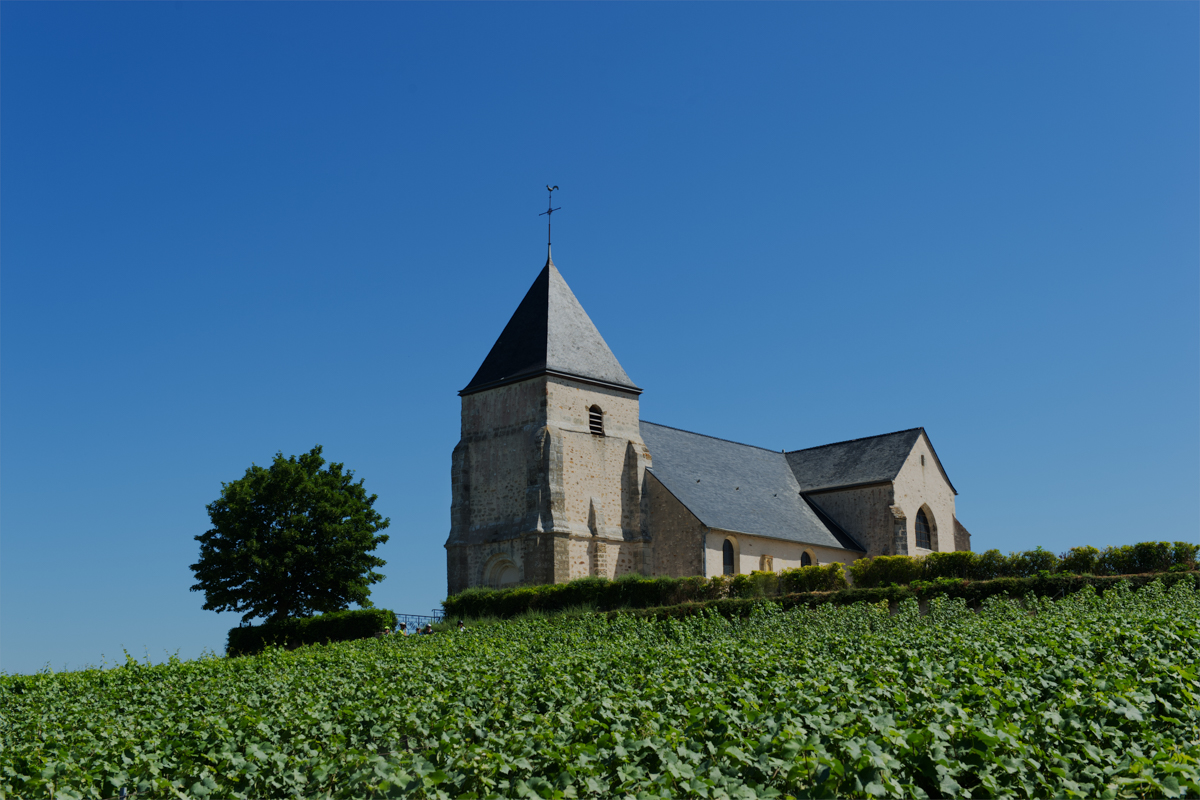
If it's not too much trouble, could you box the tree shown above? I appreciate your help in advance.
[190,445,390,623]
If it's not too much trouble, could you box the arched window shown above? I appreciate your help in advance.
[589,405,604,436]
[722,539,735,575]
[801,551,812,568]
[915,508,932,550]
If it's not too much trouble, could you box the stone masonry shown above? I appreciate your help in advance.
[445,252,973,596]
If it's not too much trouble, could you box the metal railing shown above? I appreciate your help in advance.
[393,608,444,633]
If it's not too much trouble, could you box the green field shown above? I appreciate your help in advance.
[4,580,1198,799]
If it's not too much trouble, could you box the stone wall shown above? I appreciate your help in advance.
[804,484,895,557]
[799,433,964,559]
[953,517,972,552]
[456,378,549,539]
[446,374,649,595]
[446,531,566,596]
[545,378,647,540]
[644,472,704,577]
[565,535,643,580]
[446,545,470,596]
[448,374,968,597]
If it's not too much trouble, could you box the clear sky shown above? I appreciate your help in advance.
[2,2,1196,675]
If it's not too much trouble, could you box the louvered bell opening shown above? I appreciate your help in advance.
[588,406,604,436]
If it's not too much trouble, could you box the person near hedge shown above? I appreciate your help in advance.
[397,622,408,636]
[421,624,434,635]
[457,620,465,633]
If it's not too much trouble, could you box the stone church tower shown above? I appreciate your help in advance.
[445,253,652,595]
[446,245,974,597]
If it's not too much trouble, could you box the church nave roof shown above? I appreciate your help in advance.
[640,421,865,553]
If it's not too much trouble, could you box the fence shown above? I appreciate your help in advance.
[393,608,444,632]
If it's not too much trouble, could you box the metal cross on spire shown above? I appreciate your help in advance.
[539,185,560,259]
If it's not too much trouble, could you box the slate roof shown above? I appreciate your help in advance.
[785,428,927,493]
[640,421,865,552]
[461,257,641,396]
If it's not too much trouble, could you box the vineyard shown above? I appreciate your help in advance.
[4,579,1199,799]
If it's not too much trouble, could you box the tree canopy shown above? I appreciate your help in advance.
[190,445,390,623]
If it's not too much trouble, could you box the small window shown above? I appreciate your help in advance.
[916,508,932,550]
[722,539,735,575]
[801,552,812,568]
[588,405,604,436]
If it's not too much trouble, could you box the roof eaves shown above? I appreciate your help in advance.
[801,479,893,495]
[703,524,862,553]
[461,369,643,397]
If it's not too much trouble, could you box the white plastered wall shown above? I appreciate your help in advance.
[890,431,958,554]
[703,529,860,576]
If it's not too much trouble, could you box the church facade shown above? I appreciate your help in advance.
[445,254,971,595]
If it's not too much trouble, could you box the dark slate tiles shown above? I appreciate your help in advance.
[785,429,923,493]
[641,421,856,551]
[462,260,639,395]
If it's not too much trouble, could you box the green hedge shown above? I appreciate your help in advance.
[625,570,1200,622]
[443,564,847,620]
[849,541,1198,587]
[779,562,849,593]
[443,541,1198,620]
[444,575,723,619]
[226,608,397,656]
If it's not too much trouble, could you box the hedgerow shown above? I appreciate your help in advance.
[3,578,1198,798]
[444,574,723,619]
[444,563,847,619]
[633,570,1200,622]
[444,540,1196,619]
[226,608,397,656]
[850,540,1197,587]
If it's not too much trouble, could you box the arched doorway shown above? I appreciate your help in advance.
[484,556,521,589]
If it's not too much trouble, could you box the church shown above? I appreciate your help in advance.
[445,251,972,595]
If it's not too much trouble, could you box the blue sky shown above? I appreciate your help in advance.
[2,2,1196,675]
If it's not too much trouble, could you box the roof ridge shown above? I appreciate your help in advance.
[785,427,923,455]
[640,420,780,454]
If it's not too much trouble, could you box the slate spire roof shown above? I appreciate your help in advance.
[461,255,641,396]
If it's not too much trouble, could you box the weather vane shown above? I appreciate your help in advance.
[539,185,560,253]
